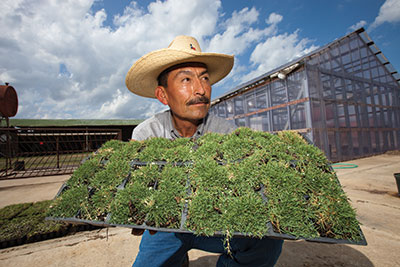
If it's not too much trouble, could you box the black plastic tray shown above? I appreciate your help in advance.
[46,159,367,246]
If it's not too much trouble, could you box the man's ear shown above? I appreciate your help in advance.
[155,86,168,105]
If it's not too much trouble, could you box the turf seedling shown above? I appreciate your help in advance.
[90,157,130,189]
[1,201,65,244]
[163,137,194,163]
[49,127,364,245]
[221,127,258,162]
[185,188,225,236]
[110,163,162,225]
[138,137,174,162]
[47,186,88,218]
[80,188,115,221]
[66,158,103,188]
[145,164,188,228]
[193,132,226,160]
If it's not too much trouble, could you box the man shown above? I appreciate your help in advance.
[126,35,283,267]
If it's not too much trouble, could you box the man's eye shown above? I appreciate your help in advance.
[182,77,190,82]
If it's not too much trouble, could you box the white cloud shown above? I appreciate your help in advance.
[348,20,367,32]
[207,8,279,56]
[0,0,319,120]
[266,12,283,25]
[0,0,222,119]
[240,30,318,82]
[369,0,400,30]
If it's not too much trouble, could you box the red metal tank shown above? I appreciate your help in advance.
[0,84,18,117]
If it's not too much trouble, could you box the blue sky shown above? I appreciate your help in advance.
[1,0,399,119]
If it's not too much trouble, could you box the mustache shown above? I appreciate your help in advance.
[186,96,210,105]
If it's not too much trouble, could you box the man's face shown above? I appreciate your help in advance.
[156,64,211,122]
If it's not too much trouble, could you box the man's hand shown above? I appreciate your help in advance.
[131,229,157,236]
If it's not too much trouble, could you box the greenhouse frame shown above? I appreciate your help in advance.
[210,28,400,162]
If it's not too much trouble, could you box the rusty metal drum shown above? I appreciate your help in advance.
[0,84,18,117]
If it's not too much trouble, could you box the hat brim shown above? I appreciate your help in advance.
[126,48,234,98]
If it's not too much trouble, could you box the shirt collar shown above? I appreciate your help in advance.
[167,110,207,139]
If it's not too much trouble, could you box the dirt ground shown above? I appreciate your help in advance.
[0,154,399,266]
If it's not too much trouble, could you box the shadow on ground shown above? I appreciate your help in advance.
[277,240,373,267]
[190,255,219,266]
[189,240,373,267]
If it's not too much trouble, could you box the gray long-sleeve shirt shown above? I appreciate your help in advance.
[132,110,237,141]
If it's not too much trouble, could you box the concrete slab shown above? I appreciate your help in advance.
[0,154,399,266]
[0,175,70,209]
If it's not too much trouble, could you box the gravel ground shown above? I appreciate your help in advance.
[0,154,399,267]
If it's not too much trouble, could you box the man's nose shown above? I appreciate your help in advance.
[193,77,206,95]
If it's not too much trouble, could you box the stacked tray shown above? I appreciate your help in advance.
[46,128,367,246]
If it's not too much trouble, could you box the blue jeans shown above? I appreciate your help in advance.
[133,231,283,267]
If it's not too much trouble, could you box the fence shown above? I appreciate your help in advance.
[0,127,122,179]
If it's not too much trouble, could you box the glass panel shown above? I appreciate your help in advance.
[249,115,263,131]
[381,87,387,106]
[340,41,349,53]
[235,118,246,127]
[291,103,306,129]
[349,38,359,50]
[334,77,344,100]
[371,67,379,78]
[331,57,340,70]
[340,132,350,157]
[256,85,267,96]
[330,46,339,57]
[217,103,226,117]
[328,131,338,160]
[272,107,288,131]
[256,94,267,109]
[259,111,270,131]
[308,54,319,66]
[271,80,287,105]
[360,47,367,58]
[209,105,217,116]
[367,106,375,127]
[370,57,377,67]
[342,53,351,65]
[234,95,244,115]
[351,50,360,61]
[321,73,333,99]
[325,103,335,128]
[226,99,234,117]
[337,103,346,127]
[311,100,321,127]
[348,105,357,127]
[361,130,370,154]
[370,131,378,152]
[321,52,331,69]
[288,71,304,101]
[345,79,353,100]
[383,108,389,127]
[352,131,360,156]
[307,68,321,98]
[245,94,256,113]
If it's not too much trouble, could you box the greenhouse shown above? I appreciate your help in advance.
[210,28,400,162]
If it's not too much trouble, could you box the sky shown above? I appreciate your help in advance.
[1,0,399,120]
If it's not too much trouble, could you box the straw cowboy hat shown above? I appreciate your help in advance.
[125,35,234,98]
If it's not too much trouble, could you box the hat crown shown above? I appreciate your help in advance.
[168,35,202,52]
